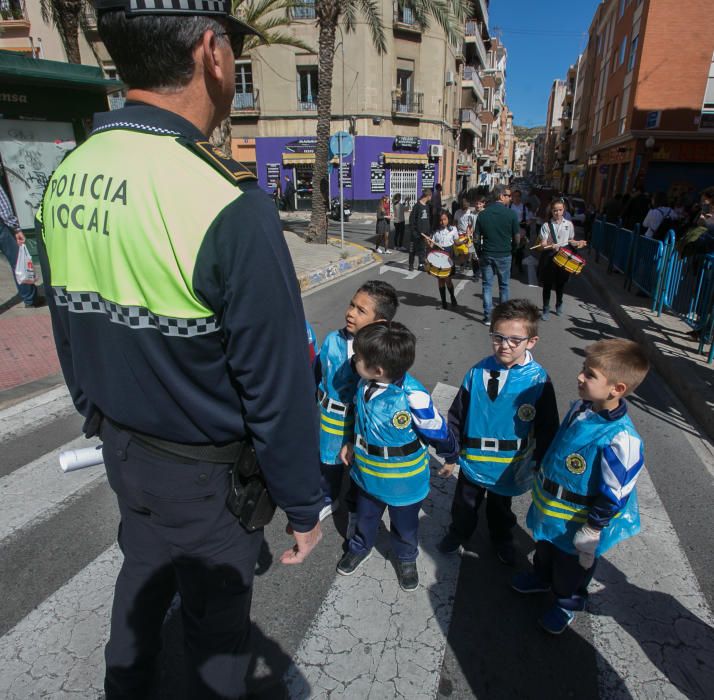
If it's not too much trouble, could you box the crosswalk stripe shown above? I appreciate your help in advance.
[285,382,461,698]
[0,385,73,444]
[0,545,120,699]
[0,435,103,543]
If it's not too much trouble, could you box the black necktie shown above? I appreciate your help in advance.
[487,370,500,401]
[364,380,380,403]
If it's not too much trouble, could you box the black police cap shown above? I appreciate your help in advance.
[94,0,259,36]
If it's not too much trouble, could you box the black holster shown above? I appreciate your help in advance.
[226,443,277,531]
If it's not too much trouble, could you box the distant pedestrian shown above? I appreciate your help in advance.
[282,175,295,211]
[509,189,533,274]
[430,183,443,230]
[621,187,650,231]
[604,193,623,224]
[392,194,407,250]
[475,185,519,324]
[642,192,676,239]
[0,184,40,308]
[376,195,391,254]
[408,190,431,271]
[273,180,282,210]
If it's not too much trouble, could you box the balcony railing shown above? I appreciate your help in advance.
[391,90,424,116]
[298,99,318,111]
[108,94,126,111]
[462,65,485,104]
[83,2,97,28]
[460,108,483,135]
[232,91,260,114]
[464,20,487,68]
[393,3,419,30]
[291,0,315,19]
[0,0,29,24]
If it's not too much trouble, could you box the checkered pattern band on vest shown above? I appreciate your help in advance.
[52,287,220,337]
[129,0,229,12]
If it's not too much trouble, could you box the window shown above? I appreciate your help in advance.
[619,116,627,135]
[618,36,627,66]
[613,96,619,124]
[605,101,612,124]
[297,66,318,110]
[618,0,626,18]
[234,62,255,110]
[699,51,714,130]
[291,0,315,20]
[627,35,639,72]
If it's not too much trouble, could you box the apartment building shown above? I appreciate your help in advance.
[542,79,567,187]
[548,0,713,206]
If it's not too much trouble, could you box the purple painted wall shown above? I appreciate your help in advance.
[255,134,440,208]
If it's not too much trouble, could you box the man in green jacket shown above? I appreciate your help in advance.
[475,184,520,323]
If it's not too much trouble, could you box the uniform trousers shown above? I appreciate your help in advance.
[320,462,357,510]
[449,470,516,544]
[533,540,597,611]
[101,420,263,700]
[348,484,422,561]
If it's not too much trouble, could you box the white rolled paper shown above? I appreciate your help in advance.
[59,445,104,473]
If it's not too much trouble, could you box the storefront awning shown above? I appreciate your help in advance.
[383,152,428,165]
[282,152,339,165]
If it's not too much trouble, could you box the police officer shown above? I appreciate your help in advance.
[38,3,323,697]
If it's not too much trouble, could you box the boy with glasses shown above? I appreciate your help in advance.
[438,299,559,565]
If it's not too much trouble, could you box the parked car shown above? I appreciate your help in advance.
[564,196,587,226]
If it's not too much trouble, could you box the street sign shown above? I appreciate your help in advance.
[329,131,353,157]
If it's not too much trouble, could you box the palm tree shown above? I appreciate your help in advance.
[40,0,84,64]
[307,0,469,243]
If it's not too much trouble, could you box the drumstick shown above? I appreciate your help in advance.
[421,233,446,250]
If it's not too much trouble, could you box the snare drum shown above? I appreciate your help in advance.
[454,235,470,257]
[426,250,453,278]
[553,247,586,275]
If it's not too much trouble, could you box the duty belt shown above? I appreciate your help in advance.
[464,437,525,452]
[356,434,422,459]
[105,417,244,464]
[318,388,353,416]
[540,475,594,507]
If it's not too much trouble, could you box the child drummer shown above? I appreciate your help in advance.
[426,209,460,310]
[536,198,587,320]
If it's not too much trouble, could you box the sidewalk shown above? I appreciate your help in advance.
[0,230,376,403]
[584,254,714,442]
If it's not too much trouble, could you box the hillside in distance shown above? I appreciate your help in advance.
[514,125,545,141]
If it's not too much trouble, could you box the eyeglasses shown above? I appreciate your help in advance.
[489,332,530,348]
[215,30,245,57]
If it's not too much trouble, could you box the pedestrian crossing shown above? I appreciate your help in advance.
[1,384,713,698]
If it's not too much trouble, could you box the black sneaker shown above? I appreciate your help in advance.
[336,549,372,576]
[495,541,516,566]
[437,532,463,555]
[395,560,419,591]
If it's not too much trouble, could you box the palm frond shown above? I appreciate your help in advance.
[355,0,386,54]
[244,31,314,52]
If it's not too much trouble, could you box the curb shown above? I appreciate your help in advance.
[296,237,379,293]
[0,372,65,412]
[584,263,714,443]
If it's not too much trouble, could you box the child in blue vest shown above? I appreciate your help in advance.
[316,281,398,524]
[514,338,650,634]
[438,299,559,565]
[337,322,457,591]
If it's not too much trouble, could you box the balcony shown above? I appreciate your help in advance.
[393,3,421,35]
[460,108,483,136]
[464,20,487,68]
[108,94,126,111]
[0,0,30,28]
[391,90,423,118]
[291,0,315,20]
[83,2,97,29]
[462,65,485,105]
[232,91,260,116]
[298,99,317,112]
[481,66,504,85]
[473,0,489,27]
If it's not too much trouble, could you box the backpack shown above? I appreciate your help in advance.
[654,207,676,241]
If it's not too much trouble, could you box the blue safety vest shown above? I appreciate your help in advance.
[350,374,430,507]
[526,402,642,556]
[317,329,358,464]
[459,355,549,496]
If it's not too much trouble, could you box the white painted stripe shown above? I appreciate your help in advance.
[591,467,714,698]
[453,279,468,297]
[0,435,104,543]
[285,382,461,699]
[0,385,73,444]
[0,545,120,699]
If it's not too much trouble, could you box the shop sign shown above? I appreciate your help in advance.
[456,165,472,175]
[0,92,29,105]
[394,136,421,151]
[339,162,352,189]
[266,162,280,189]
[370,162,385,192]
[645,111,660,129]
[422,163,435,189]
[285,137,317,153]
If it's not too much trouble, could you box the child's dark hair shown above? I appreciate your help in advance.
[490,299,541,337]
[584,339,649,394]
[356,280,399,321]
[353,321,416,380]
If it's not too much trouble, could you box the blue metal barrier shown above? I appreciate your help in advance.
[628,234,667,301]
[610,225,637,276]
[591,219,605,261]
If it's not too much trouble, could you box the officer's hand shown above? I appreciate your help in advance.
[280,522,322,565]
[340,443,354,466]
[438,462,456,478]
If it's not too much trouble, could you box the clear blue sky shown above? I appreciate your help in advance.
[490,0,601,127]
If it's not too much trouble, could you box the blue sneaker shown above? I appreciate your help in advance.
[539,605,575,635]
[555,304,563,316]
[542,306,550,320]
[512,572,550,594]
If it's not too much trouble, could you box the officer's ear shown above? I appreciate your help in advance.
[200,27,231,82]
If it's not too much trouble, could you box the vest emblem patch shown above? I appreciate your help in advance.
[517,404,536,422]
[565,453,587,475]
[392,411,412,429]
